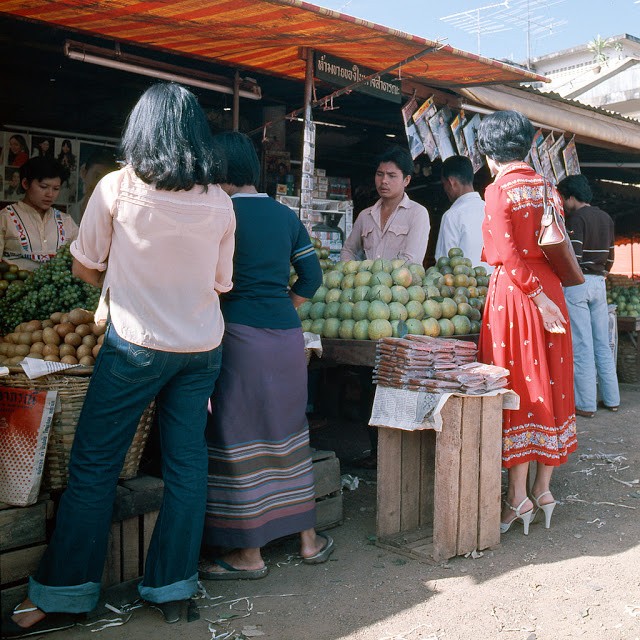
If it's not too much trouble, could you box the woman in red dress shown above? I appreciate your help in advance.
[477,111,577,535]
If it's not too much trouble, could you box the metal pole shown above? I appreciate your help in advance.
[232,71,240,131]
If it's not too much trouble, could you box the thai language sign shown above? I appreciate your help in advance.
[315,53,401,103]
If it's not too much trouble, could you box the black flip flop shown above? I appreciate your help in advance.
[302,533,335,565]
[1,612,78,638]
[199,558,269,581]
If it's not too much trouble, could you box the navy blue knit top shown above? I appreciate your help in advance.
[221,194,322,329]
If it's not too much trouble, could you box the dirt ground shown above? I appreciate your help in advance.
[33,383,640,640]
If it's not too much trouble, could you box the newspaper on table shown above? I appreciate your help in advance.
[19,357,80,380]
[303,332,323,361]
[369,386,519,432]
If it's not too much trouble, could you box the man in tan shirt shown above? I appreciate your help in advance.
[341,146,430,264]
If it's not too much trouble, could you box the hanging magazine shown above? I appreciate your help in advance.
[413,96,439,161]
[563,137,581,175]
[428,106,456,161]
[548,136,567,183]
[450,112,469,157]
[401,96,425,160]
[463,114,484,173]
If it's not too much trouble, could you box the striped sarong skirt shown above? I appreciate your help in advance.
[204,323,316,549]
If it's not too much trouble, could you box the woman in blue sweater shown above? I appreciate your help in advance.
[199,132,334,579]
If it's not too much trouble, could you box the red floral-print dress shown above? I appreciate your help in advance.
[478,162,577,468]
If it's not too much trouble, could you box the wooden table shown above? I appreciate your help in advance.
[374,394,504,564]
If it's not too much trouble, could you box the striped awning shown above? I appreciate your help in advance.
[1,0,545,87]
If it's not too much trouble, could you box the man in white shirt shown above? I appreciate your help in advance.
[435,155,491,271]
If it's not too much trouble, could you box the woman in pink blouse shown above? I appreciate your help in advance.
[5,83,235,636]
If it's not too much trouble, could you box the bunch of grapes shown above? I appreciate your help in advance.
[0,245,101,334]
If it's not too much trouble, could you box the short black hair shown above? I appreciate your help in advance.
[556,174,593,204]
[120,82,225,191]
[477,110,535,163]
[19,157,66,183]
[84,148,117,172]
[376,146,413,178]
[212,131,261,188]
[442,155,474,185]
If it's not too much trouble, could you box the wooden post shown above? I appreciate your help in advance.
[477,395,503,550]
[433,396,463,562]
[376,428,403,537]
[456,397,481,555]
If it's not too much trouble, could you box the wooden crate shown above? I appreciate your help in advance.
[103,475,164,587]
[376,395,503,563]
[312,449,343,530]
[0,495,53,619]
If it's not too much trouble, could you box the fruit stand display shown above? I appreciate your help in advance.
[293,244,486,368]
[295,247,487,343]
[607,274,640,383]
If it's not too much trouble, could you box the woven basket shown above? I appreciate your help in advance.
[617,331,638,384]
[0,373,155,490]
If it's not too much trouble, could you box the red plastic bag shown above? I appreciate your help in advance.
[0,386,57,506]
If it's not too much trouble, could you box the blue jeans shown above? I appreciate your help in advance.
[30,324,222,613]
[565,275,620,412]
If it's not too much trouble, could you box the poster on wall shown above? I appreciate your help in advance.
[428,107,456,161]
[30,135,55,160]
[462,114,484,173]
[1,131,116,217]
[562,137,581,175]
[3,132,31,169]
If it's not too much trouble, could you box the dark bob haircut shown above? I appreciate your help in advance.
[212,131,261,188]
[120,82,225,191]
[442,155,474,185]
[376,146,414,178]
[556,174,593,204]
[19,157,66,184]
[477,110,535,163]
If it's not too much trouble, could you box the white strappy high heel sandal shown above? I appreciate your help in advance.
[500,498,534,535]
[531,491,556,529]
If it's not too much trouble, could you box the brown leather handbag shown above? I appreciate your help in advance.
[538,181,585,287]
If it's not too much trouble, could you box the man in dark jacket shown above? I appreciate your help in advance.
[557,174,620,417]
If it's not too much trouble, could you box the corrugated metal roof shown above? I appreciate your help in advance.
[520,84,640,124]
[0,0,546,87]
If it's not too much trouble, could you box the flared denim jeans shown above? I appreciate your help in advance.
[29,324,222,613]
[565,274,620,413]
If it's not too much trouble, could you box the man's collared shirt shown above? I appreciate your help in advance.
[341,193,430,263]
[435,191,491,271]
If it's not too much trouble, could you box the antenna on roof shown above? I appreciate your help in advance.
[441,0,567,67]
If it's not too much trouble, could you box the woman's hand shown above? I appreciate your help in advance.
[532,291,567,334]
[289,291,307,310]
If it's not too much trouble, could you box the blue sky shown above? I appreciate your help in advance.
[315,0,639,64]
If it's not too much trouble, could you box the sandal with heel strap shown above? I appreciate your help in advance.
[500,498,534,535]
[531,491,556,529]
[2,606,78,639]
